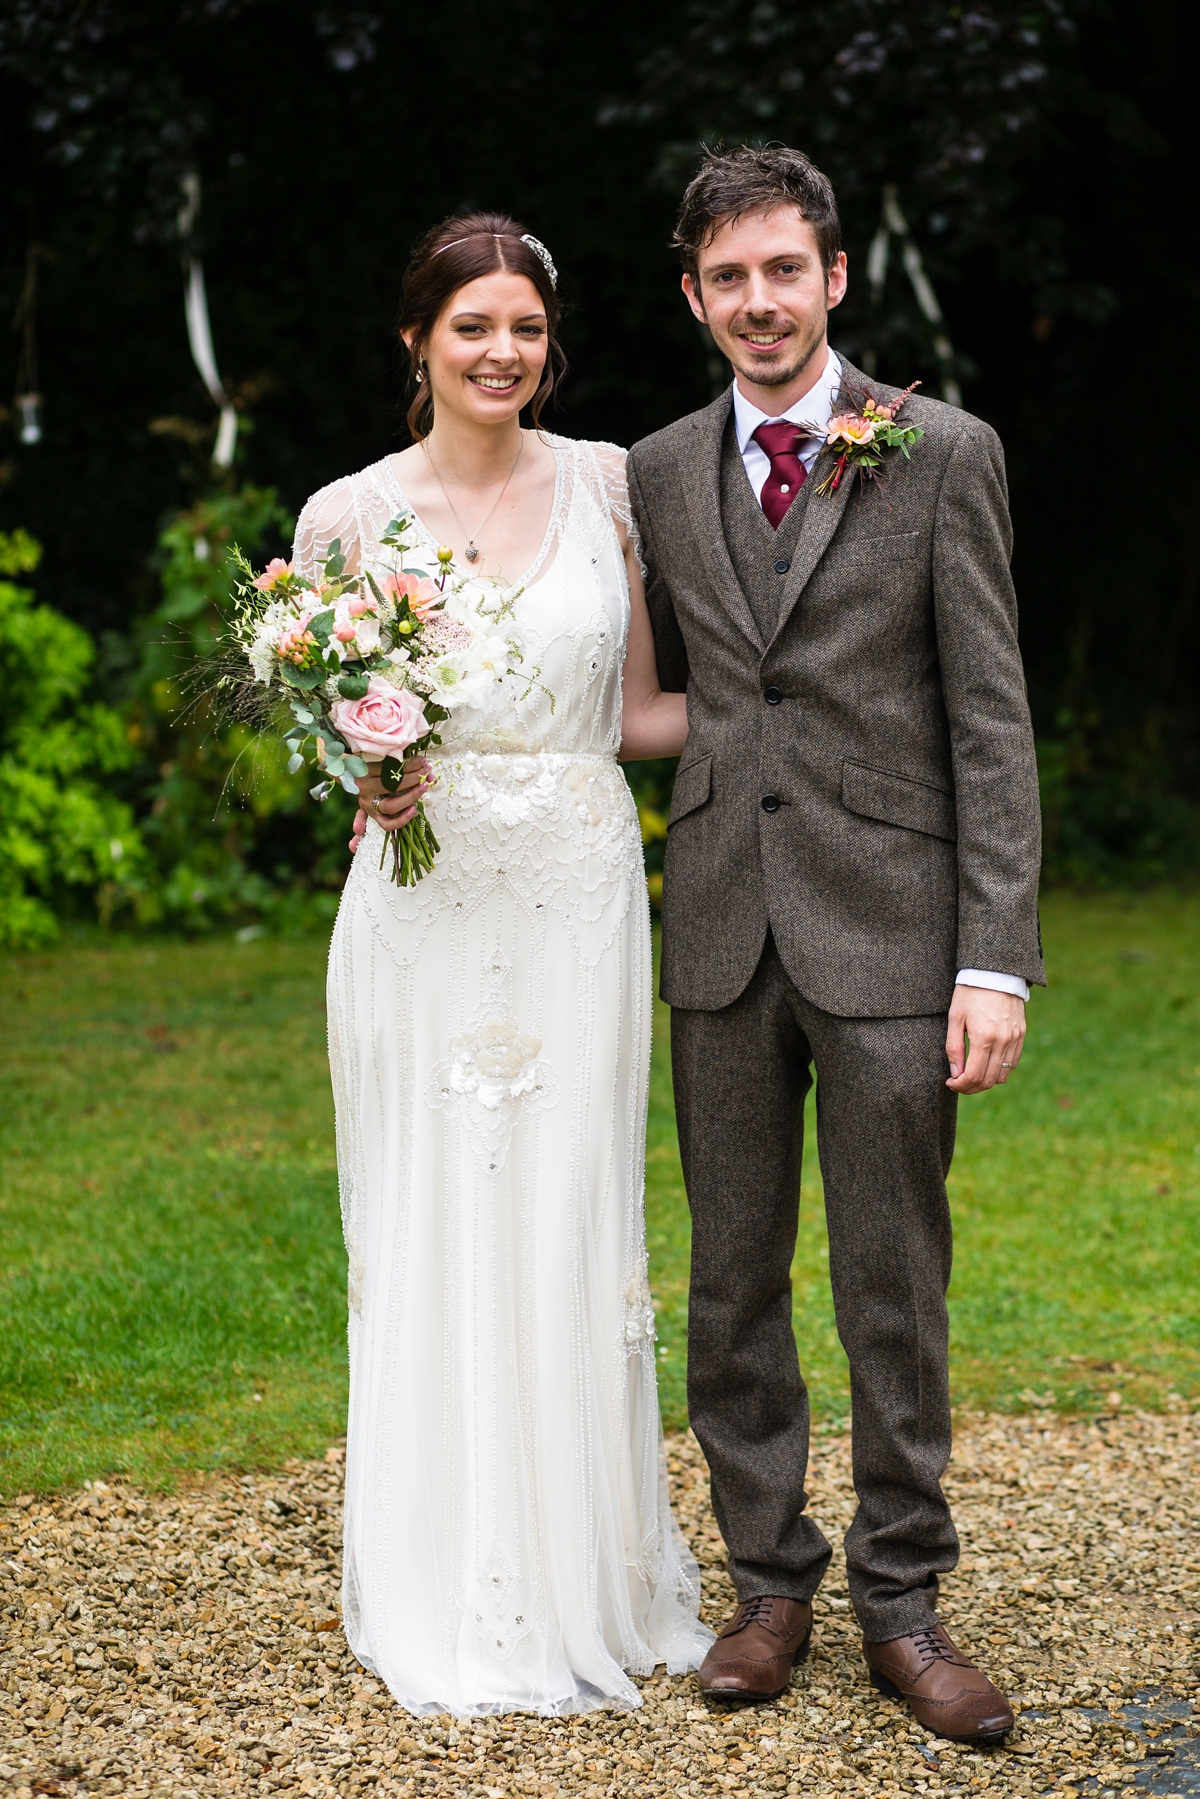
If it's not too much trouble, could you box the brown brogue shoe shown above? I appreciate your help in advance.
[697,1596,813,1705]
[863,1623,1015,1743]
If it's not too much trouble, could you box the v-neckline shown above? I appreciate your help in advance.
[381,440,564,591]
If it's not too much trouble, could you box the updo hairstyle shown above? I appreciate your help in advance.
[399,210,566,441]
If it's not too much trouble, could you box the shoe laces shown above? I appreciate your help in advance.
[911,1625,956,1668]
[735,1595,777,1629]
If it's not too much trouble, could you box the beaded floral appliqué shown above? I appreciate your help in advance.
[623,1260,658,1357]
[427,1017,558,1174]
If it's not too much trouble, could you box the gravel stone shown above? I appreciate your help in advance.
[2,1415,1197,1796]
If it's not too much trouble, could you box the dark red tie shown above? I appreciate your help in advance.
[752,421,811,529]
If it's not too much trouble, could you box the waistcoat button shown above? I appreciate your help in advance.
[763,686,783,706]
[773,558,790,574]
[761,794,781,813]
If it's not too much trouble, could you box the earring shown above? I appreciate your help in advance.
[415,359,426,385]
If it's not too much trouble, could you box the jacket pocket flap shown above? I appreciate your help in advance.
[668,753,712,826]
[842,760,957,842]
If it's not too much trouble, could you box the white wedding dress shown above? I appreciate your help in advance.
[292,437,712,1718]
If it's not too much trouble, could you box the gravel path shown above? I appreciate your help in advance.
[2,1413,1197,1797]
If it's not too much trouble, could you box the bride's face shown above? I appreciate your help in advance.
[416,272,548,428]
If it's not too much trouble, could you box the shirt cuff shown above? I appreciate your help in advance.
[955,969,1031,1001]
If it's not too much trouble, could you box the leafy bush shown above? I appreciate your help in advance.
[0,530,146,948]
[124,486,355,933]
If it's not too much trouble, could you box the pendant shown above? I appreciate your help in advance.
[465,544,479,563]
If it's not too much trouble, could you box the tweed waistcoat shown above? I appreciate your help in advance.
[719,420,818,642]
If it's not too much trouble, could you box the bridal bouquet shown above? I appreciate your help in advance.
[220,516,539,886]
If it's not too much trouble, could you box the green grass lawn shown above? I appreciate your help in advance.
[2,889,1197,1495]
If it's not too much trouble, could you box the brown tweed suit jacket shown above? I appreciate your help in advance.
[627,361,1045,1017]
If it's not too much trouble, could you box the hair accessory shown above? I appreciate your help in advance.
[520,234,558,289]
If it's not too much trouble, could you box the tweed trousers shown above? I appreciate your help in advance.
[671,930,962,1641]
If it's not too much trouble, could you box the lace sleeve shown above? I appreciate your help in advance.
[292,475,362,582]
[586,440,647,579]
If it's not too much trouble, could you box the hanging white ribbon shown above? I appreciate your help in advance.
[178,174,237,467]
[869,187,962,408]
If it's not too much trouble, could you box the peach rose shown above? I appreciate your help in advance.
[330,676,428,760]
[382,571,440,619]
[826,413,878,449]
[254,557,293,591]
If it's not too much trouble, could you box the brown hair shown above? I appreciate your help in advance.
[398,210,566,440]
[673,145,842,284]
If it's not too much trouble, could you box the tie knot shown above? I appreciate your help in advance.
[752,421,810,459]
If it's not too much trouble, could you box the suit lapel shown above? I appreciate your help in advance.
[767,356,873,648]
[677,389,765,652]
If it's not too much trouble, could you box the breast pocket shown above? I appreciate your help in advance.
[842,760,956,842]
[667,753,712,826]
[839,530,921,562]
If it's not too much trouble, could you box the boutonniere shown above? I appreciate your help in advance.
[804,381,924,498]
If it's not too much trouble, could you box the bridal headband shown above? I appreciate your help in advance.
[435,231,558,290]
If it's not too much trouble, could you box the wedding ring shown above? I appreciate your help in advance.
[371,795,382,814]
[1000,1061,1013,1068]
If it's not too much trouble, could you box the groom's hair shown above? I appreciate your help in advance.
[673,146,841,281]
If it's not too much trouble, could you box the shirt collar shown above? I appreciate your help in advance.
[731,348,843,454]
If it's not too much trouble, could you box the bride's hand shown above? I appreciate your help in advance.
[353,757,436,842]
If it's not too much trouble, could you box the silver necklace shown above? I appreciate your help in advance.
[422,434,524,564]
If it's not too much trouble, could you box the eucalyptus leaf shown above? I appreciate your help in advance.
[343,754,369,776]
[337,671,370,700]
[287,752,305,774]
[307,609,334,641]
[339,772,361,795]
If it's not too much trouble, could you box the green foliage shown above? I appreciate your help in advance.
[1038,733,1200,887]
[127,485,354,934]
[0,531,145,948]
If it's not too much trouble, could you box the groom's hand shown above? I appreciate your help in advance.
[946,986,1026,1093]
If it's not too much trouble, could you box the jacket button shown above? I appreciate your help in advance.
[761,794,781,813]
[763,685,783,705]
[773,558,790,574]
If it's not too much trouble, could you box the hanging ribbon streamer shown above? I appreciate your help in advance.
[178,174,238,468]
[866,186,961,408]
[13,245,47,445]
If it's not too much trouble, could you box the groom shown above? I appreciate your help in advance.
[627,146,1044,1741]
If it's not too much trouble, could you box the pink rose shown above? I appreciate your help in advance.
[330,676,428,760]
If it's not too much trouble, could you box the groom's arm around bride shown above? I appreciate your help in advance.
[626,144,1043,1742]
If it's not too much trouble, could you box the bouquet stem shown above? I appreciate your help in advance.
[378,801,441,887]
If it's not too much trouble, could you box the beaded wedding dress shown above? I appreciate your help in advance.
[292,436,711,1718]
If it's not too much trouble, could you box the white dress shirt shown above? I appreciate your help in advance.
[732,347,845,502]
[731,351,1030,1004]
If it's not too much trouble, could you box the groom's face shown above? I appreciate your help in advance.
[683,207,847,394]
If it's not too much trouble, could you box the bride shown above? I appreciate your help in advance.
[291,211,712,1716]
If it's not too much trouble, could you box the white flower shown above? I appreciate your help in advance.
[354,614,381,655]
[249,624,279,684]
[425,649,496,711]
